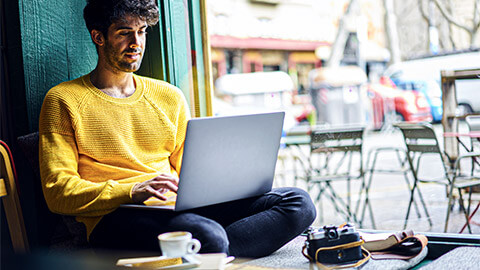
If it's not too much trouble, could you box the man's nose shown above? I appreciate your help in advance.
[130,33,141,48]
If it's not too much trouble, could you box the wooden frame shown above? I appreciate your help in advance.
[441,68,480,160]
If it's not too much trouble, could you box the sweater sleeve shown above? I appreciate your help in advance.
[39,132,136,216]
[39,90,136,217]
[168,90,191,175]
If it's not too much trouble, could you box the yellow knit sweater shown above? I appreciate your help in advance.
[39,73,190,238]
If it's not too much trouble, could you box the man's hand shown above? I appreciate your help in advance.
[131,174,179,203]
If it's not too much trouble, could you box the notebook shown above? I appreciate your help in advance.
[121,111,285,211]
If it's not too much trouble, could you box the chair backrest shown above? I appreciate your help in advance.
[17,132,39,176]
[394,122,442,154]
[394,122,453,182]
[16,132,90,251]
[0,140,29,253]
[309,126,364,177]
[310,126,364,154]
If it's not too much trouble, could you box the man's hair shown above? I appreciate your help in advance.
[84,0,159,35]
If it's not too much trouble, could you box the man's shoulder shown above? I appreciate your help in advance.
[136,75,184,99]
[136,75,177,89]
[45,75,89,101]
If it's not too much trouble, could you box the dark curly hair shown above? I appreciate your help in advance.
[84,0,159,35]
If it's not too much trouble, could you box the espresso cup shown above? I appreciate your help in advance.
[158,231,201,258]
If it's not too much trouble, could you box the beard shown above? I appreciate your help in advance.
[103,41,144,73]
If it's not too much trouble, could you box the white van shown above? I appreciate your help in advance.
[214,71,298,129]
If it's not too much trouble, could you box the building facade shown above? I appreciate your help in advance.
[207,0,389,91]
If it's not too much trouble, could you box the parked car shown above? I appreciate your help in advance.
[384,54,480,119]
[368,77,432,129]
[393,79,443,122]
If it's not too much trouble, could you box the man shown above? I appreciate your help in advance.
[39,0,316,257]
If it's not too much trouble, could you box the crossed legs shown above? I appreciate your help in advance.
[89,187,316,258]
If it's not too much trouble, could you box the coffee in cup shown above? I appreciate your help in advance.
[158,231,201,258]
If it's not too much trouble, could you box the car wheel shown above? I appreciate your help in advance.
[456,103,473,117]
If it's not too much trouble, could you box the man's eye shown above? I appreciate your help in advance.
[119,32,129,36]
[139,30,147,35]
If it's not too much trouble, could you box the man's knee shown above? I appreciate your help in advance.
[192,220,229,254]
[171,213,229,254]
[276,187,317,226]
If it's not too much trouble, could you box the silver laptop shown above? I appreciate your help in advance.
[121,111,285,211]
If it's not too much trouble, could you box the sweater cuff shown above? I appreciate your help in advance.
[121,182,137,203]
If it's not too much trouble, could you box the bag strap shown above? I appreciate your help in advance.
[369,234,428,260]
[302,240,371,270]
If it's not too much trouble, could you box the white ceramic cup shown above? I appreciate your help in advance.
[158,231,201,258]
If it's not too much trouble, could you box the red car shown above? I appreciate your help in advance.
[368,77,432,130]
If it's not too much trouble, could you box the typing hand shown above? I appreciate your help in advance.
[131,174,179,203]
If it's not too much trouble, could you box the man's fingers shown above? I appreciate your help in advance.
[150,179,178,192]
[131,175,179,203]
[148,181,178,193]
[146,186,168,201]
[154,174,179,186]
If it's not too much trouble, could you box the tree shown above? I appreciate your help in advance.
[421,0,480,48]
[384,0,401,64]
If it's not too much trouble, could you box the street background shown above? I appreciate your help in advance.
[273,122,480,234]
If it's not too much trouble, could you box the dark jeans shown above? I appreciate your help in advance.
[89,187,316,258]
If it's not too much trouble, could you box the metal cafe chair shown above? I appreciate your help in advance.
[361,145,420,229]
[298,126,368,226]
[0,140,29,253]
[395,122,480,233]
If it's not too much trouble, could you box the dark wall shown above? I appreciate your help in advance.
[18,0,97,132]
[1,0,97,259]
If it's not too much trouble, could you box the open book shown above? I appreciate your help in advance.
[360,230,414,251]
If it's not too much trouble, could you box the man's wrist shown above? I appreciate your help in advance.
[129,182,140,202]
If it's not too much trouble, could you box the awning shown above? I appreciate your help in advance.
[211,35,329,51]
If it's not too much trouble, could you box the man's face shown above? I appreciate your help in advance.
[101,15,148,73]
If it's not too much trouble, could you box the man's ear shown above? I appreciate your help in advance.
[91,30,105,47]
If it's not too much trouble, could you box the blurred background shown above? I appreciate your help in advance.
[205,0,480,235]
[207,0,480,129]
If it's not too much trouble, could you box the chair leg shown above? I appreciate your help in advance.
[398,151,422,219]
[403,173,422,219]
[405,154,433,229]
[323,181,358,223]
[404,154,419,229]
[460,201,480,233]
[404,177,433,229]
[457,188,472,234]
[414,183,433,228]
[403,181,417,230]
[359,178,376,229]
[444,181,456,232]
[358,151,377,229]
[321,182,346,218]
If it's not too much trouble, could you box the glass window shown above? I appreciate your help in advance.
[206,0,480,235]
